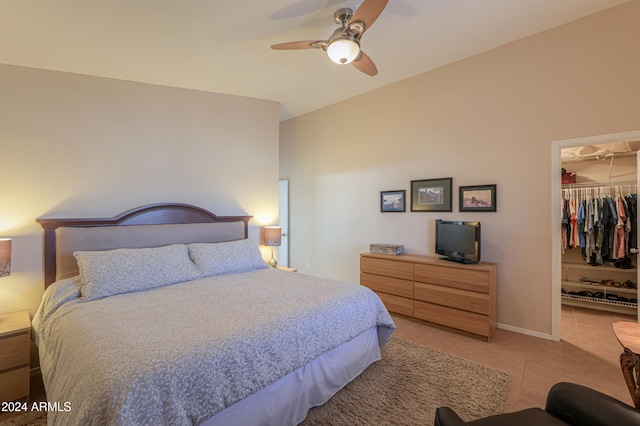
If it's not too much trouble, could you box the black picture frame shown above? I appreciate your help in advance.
[380,190,406,212]
[410,178,453,212]
[459,184,497,212]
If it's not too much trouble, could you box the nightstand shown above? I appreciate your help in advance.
[0,311,30,404]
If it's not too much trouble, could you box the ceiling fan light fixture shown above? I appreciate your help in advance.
[326,37,360,64]
[271,0,388,75]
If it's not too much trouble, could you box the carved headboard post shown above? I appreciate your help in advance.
[40,225,57,287]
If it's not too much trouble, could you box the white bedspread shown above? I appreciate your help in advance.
[33,268,395,425]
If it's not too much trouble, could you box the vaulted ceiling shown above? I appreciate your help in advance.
[0,0,629,121]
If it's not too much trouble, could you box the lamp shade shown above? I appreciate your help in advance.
[326,38,360,64]
[264,227,282,247]
[0,238,11,278]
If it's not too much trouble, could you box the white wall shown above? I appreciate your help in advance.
[280,1,640,337]
[0,64,280,316]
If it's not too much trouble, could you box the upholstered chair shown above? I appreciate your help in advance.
[434,382,640,426]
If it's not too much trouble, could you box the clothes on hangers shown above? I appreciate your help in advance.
[561,186,638,267]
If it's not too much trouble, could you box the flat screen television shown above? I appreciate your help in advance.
[435,220,481,264]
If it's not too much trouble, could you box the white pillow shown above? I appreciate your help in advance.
[74,244,202,301]
[188,239,268,277]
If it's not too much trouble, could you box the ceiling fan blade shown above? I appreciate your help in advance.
[348,0,389,36]
[271,40,325,50]
[352,51,378,76]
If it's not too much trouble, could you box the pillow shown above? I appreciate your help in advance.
[188,239,268,277]
[74,244,202,301]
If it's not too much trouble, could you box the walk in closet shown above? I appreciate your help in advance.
[561,142,640,315]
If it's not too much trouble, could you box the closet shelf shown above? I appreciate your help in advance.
[562,280,637,294]
[562,262,636,274]
[562,293,637,309]
[561,151,638,163]
[561,179,637,189]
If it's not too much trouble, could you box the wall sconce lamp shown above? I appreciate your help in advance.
[263,227,282,267]
[0,238,11,278]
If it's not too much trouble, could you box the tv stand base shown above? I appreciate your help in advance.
[439,256,477,264]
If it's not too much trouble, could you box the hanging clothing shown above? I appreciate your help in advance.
[577,200,586,248]
[617,195,627,259]
[627,195,637,250]
[561,185,638,266]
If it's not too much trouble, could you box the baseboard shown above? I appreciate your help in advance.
[497,322,555,341]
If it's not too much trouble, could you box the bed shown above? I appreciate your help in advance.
[33,203,395,425]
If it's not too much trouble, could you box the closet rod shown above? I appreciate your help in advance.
[562,179,637,189]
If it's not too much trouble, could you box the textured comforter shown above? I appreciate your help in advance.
[33,268,395,425]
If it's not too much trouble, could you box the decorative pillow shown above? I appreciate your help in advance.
[188,239,268,277]
[74,244,202,301]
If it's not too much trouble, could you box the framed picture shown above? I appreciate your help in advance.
[459,184,497,212]
[380,190,406,212]
[410,178,452,212]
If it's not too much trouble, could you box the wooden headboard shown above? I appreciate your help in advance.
[36,203,252,287]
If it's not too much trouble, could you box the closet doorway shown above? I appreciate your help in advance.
[552,130,640,341]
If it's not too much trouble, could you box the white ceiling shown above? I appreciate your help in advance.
[0,0,629,121]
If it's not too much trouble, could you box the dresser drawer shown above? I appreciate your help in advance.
[0,366,29,402]
[361,272,413,298]
[414,282,489,315]
[376,292,414,317]
[414,301,490,338]
[361,257,414,281]
[415,264,490,293]
[0,333,30,371]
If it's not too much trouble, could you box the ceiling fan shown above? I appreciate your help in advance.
[271,0,389,76]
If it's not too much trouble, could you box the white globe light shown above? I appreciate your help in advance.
[326,38,360,64]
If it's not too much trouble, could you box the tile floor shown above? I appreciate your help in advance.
[392,305,636,412]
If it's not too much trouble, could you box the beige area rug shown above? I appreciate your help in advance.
[0,411,46,426]
[0,338,510,426]
[302,338,511,425]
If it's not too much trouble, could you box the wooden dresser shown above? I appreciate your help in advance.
[0,311,31,405]
[360,253,497,341]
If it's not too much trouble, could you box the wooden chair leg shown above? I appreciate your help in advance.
[620,348,640,409]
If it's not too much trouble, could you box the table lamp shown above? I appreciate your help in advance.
[264,227,282,267]
[0,238,11,278]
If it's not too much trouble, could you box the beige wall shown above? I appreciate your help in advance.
[0,64,280,316]
[280,1,640,337]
